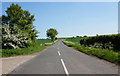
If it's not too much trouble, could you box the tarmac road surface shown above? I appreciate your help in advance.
[6,40,118,76]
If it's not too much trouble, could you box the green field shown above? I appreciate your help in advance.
[2,39,55,57]
[37,39,52,44]
[63,37,119,64]
[65,37,84,43]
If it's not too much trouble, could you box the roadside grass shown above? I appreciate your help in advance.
[62,40,119,64]
[2,39,59,57]
[2,44,46,57]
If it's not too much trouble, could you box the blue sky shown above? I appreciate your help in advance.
[2,2,118,38]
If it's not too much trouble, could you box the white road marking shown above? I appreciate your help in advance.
[58,51,61,56]
[61,59,69,76]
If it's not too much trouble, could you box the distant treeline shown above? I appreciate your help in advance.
[80,34,120,51]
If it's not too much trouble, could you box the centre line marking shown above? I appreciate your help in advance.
[58,51,61,56]
[61,59,69,76]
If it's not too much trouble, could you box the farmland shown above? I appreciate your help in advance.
[37,39,52,44]
[65,37,84,43]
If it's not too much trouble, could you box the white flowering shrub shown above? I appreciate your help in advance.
[92,43,103,48]
[2,24,31,49]
[104,42,113,49]
[89,42,113,50]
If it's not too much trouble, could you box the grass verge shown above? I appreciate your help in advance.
[62,40,119,64]
[2,39,60,57]
[2,44,46,57]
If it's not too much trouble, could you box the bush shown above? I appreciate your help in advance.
[83,35,87,37]
[80,34,120,51]
[2,24,31,49]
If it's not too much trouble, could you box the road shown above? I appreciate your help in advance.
[6,40,118,76]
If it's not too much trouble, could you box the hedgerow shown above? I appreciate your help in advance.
[80,34,120,51]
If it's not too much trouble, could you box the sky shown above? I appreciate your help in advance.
[2,2,118,38]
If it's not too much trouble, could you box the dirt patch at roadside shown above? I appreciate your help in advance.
[2,54,37,74]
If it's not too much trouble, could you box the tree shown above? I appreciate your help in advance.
[46,28,58,41]
[96,34,99,36]
[76,36,79,37]
[84,35,87,37]
[2,3,24,25]
[2,3,38,47]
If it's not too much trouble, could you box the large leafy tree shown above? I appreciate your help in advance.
[0,16,1,49]
[46,28,58,41]
[2,4,24,25]
[2,3,38,47]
